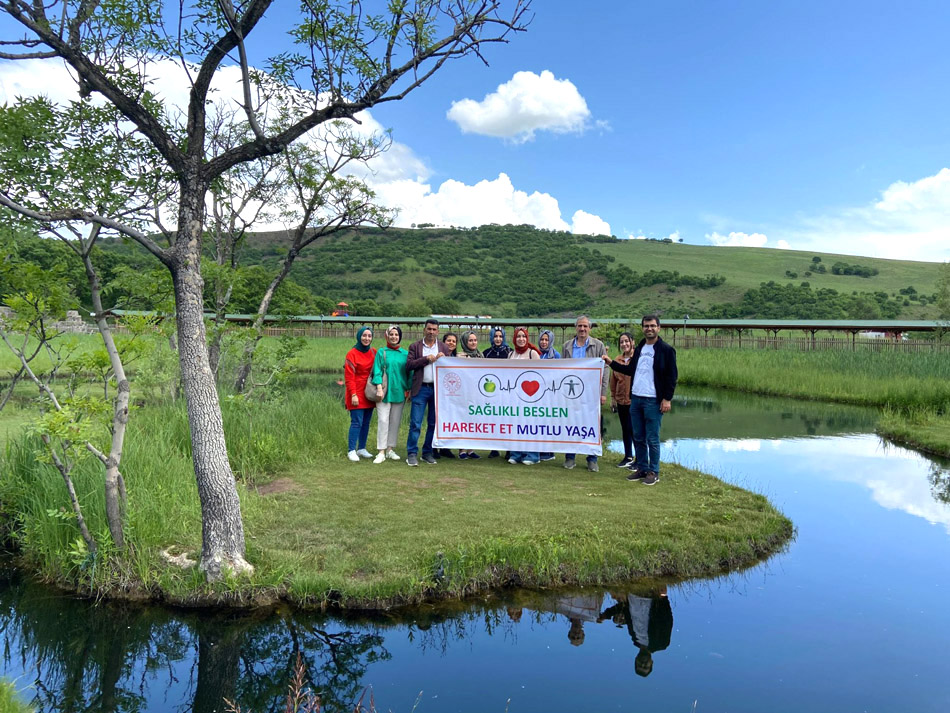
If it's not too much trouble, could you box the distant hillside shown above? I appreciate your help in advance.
[91,224,942,320]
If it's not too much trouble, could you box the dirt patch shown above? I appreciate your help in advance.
[255,478,303,496]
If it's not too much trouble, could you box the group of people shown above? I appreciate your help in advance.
[344,315,677,483]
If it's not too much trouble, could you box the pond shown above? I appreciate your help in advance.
[3,387,950,713]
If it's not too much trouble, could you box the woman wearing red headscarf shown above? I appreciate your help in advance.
[508,327,541,465]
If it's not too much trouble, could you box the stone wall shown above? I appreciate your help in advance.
[0,307,97,335]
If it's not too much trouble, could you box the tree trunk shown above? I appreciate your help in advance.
[83,249,128,550]
[233,251,297,393]
[172,195,252,580]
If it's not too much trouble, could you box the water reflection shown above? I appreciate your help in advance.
[928,461,950,506]
[4,387,950,713]
[0,572,680,713]
[598,588,673,678]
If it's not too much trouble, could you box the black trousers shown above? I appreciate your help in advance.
[616,403,633,459]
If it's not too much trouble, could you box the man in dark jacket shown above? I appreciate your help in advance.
[603,315,677,485]
[405,318,453,466]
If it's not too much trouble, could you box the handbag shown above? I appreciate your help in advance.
[364,350,388,402]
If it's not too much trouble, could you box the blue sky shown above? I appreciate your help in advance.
[2,1,949,261]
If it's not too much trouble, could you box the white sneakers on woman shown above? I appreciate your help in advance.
[373,449,400,464]
[347,450,360,462]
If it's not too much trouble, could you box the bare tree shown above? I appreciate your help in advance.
[233,118,394,392]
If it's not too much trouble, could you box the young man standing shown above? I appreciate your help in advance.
[405,318,453,466]
[603,315,677,485]
[561,315,609,472]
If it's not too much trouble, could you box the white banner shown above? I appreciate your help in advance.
[432,358,604,456]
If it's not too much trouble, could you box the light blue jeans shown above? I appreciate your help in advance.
[510,451,539,464]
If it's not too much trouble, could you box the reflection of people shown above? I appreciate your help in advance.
[552,592,604,647]
[406,318,452,466]
[599,589,673,677]
[344,326,376,462]
[561,315,609,472]
[603,315,678,485]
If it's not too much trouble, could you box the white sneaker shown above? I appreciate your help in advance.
[373,452,386,464]
[386,450,400,461]
[347,450,360,462]
[356,448,373,459]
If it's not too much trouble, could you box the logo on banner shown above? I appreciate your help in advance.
[475,370,586,402]
[441,371,462,395]
[478,373,500,397]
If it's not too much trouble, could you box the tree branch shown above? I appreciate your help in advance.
[0,193,171,266]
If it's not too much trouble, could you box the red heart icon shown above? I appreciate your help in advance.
[521,380,540,396]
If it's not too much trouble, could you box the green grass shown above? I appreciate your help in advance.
[0,681,32,713]
[593,240,941,316]
[0,379,792,608]
[675,347,950,456]
[877,408,950,458]
[678,349,950,411]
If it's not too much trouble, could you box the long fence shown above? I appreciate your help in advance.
[666,334,950,352]
[100,311,950,352]
[252,324,950,352]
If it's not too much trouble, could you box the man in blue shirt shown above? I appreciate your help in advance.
[561,315,608,472]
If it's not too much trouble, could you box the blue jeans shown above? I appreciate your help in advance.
[565,453,598,466]
[407,383,436,456]
[348,408,374,451]
[630,395,663,474]
[510,451,539,464]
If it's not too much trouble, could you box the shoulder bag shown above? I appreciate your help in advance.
[365,350,388,402]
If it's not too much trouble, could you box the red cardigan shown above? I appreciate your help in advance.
[344,347,377,410]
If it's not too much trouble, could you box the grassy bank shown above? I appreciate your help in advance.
[676,348,950,454]
[876,409,950,459]
[0,379,792,608]
[677,349,950,410]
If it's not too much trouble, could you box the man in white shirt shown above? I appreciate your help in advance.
[603,315,678,485]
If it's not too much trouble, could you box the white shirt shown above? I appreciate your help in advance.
[422,341,438,383]
[632,344,656,398]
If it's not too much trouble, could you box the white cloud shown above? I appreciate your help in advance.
[571,210,611,236]
[621,230,681,241]
[373,172,591,232]
[0,60,609,237]
[783,168,950,262]
[447,70,592,142]
[706,231,770,248]
[776,239,791,249]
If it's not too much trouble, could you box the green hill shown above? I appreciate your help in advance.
[86,224,944,319]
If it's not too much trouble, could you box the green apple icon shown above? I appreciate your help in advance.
[484,379,496,393]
